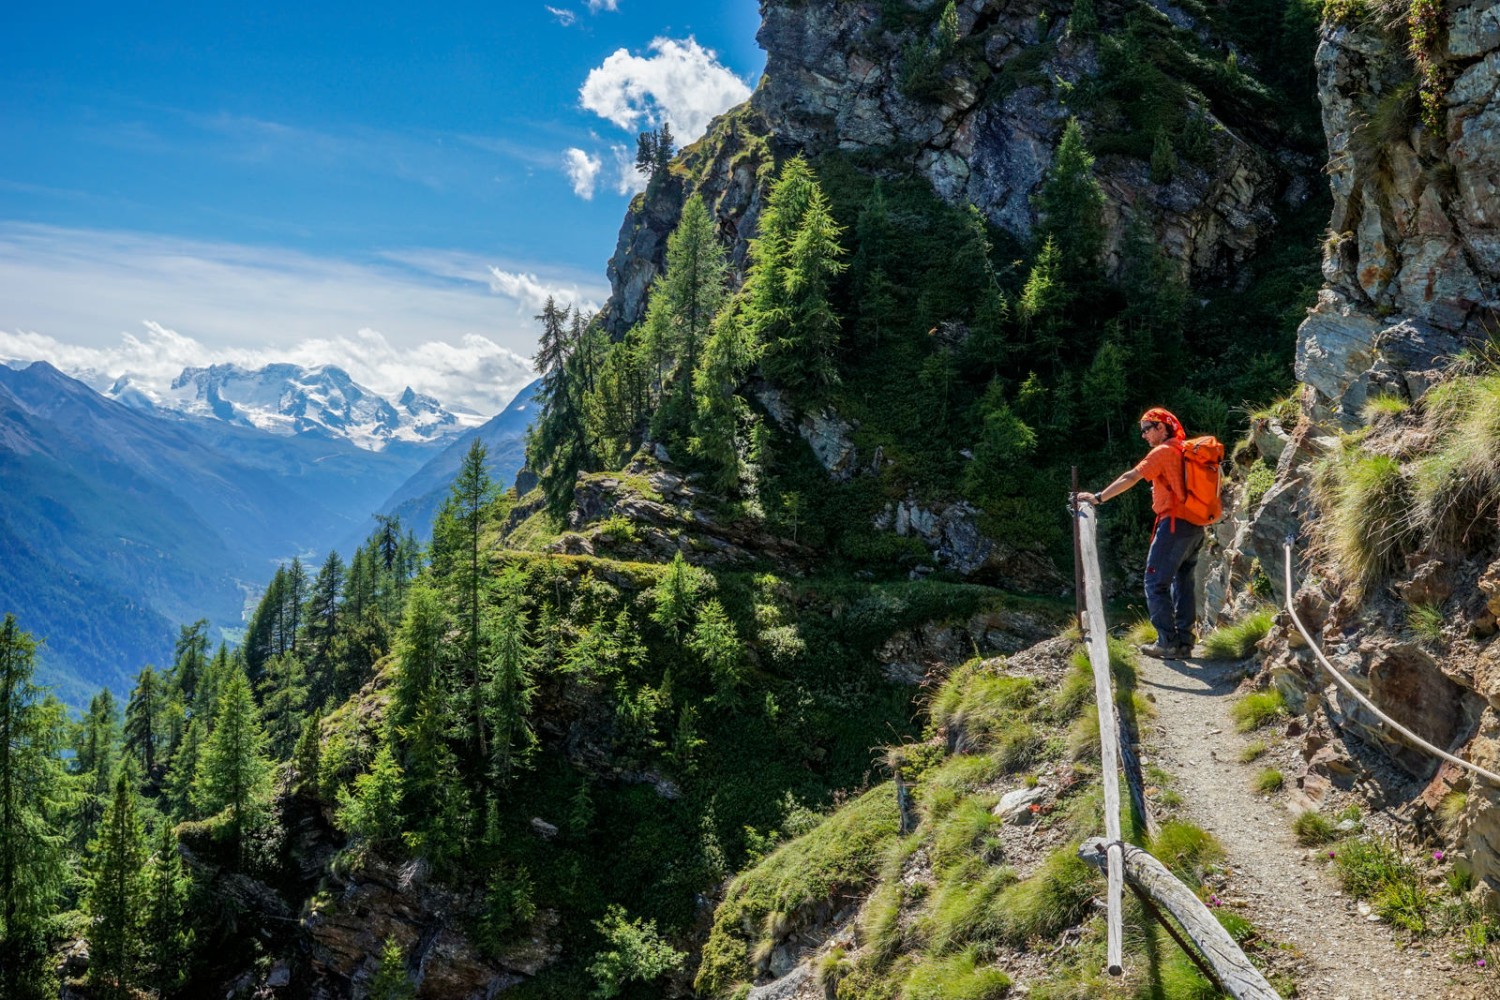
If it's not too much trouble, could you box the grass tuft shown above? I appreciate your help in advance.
[1230,688,1286,732]
[1294,811,1338,845]
[1310,443,1417,592]
[1148,821,1224,884]
[1201,607,1275,660]
[1253,768,1284,794]
[1406,602,1445,642]
[1238,739,1268,763]
[1411,371,1500,544]
[1331,836,1431,933]
[901,947,1012,1000]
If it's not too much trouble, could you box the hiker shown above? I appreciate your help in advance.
[1075,407,1204,660]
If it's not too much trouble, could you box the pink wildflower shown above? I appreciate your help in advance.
[1433,850,1446,862]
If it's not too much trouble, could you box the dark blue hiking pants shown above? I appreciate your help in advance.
[1144,518,1204,649]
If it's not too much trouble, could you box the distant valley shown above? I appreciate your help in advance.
[0,360,536,705]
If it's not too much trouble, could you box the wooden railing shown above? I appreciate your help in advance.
[1073,501,1280,999]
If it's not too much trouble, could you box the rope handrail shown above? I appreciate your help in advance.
[1281,536,1500,787]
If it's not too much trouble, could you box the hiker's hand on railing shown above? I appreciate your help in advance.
[1075,491,1101,506]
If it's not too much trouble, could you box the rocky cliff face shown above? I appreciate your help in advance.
[1297,3,1500,426]
[603,0,1314,336]
[1219,0,1500,903]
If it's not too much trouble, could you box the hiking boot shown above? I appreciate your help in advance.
[1138,642,1174,659]
[1171,644,1195,660]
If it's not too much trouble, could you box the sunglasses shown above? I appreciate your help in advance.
[1139,422,1159,435]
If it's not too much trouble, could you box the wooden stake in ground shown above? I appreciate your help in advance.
[1075,504,1125,975]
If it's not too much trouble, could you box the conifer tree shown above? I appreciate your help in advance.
[260,652,308,760]
[293,710,323,798]
[649,552,707,642]
[1035,117,1106,284]
[690,301,760,491]
[851,182,903,347]
[1018,236,1068,368]
[193,666,272,857]
[0,615,69,1000]
[336,742,404,848]
[86,766,147,999]
[369,937,417,1000]
[172,619,210,705]
[72,688,121,850]
[433,440,494,760]
[303,549,344,706]
[484,570,536,787]
[163,717,206,820]
[142,821,193,996]
[752,161,847,391]
[644,195,729,441]
[124,664,165,779]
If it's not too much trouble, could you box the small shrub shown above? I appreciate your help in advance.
[1294,811,1337,846]
[1253,769,1284,794]
[1238,740,1268,763]
[1230,689,1285,732]
[1243,459,1276,511]
[588,906,686,998]
[595,514,640,544]
[1201,607,1275,660]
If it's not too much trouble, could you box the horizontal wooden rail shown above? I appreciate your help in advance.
[1079,839,1281,1000]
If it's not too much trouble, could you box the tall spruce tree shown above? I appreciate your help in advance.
[1034,116,1106,284]
[86,765,147,999]
[303,549,345,706]
[749,158,847,391]
[645,195,729,442]
[483,569,536,787]
[0,615,69,1000]
[432,441,494,761]
[72,688,121,850]
[124,665,165,779]
[690,300,760,491]
[193,666,272,857]
[142,821,193,996]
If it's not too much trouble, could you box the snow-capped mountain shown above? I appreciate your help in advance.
[101,362,485,450]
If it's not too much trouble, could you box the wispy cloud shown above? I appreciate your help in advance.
[579,37,751,143]
[487,268,598,315]
[563,147,603,198]
[585,0,620,11]
[546,6,577,26]
[0,224,608,414]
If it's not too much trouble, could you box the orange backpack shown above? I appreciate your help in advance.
[1172,436,1224,525]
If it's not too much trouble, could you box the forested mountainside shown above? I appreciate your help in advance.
[9,0,1500,997]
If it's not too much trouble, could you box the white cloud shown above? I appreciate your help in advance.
[585,0,619,11]
[487,268,599,315]
[546,5,577,26]
[610,144,650,196]
[563,147,603,199]
[579,37,751,143]
[0,224,609,416]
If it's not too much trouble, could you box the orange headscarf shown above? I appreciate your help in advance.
[1139,407,1186,442]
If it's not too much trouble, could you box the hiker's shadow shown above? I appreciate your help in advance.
[1142,655,1242,697]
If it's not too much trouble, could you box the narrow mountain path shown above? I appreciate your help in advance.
[1135,652,1485,1000]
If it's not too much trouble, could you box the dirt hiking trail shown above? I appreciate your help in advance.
[1135,652,1486,1000]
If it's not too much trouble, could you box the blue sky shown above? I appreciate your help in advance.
[0,0,763,413]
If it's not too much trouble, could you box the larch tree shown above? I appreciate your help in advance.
[433,440,494,760]
[193,666,272,858]
[86,766,148,999]
[72,688,121,850]
[0,615,70,1000]
[690,300,760,492]
[303,549,345,706]
[142,820,193,995]
[1034,116,1105,285]
[124,664,165,779]
[646,194,729,439]
[483,569,536,787]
